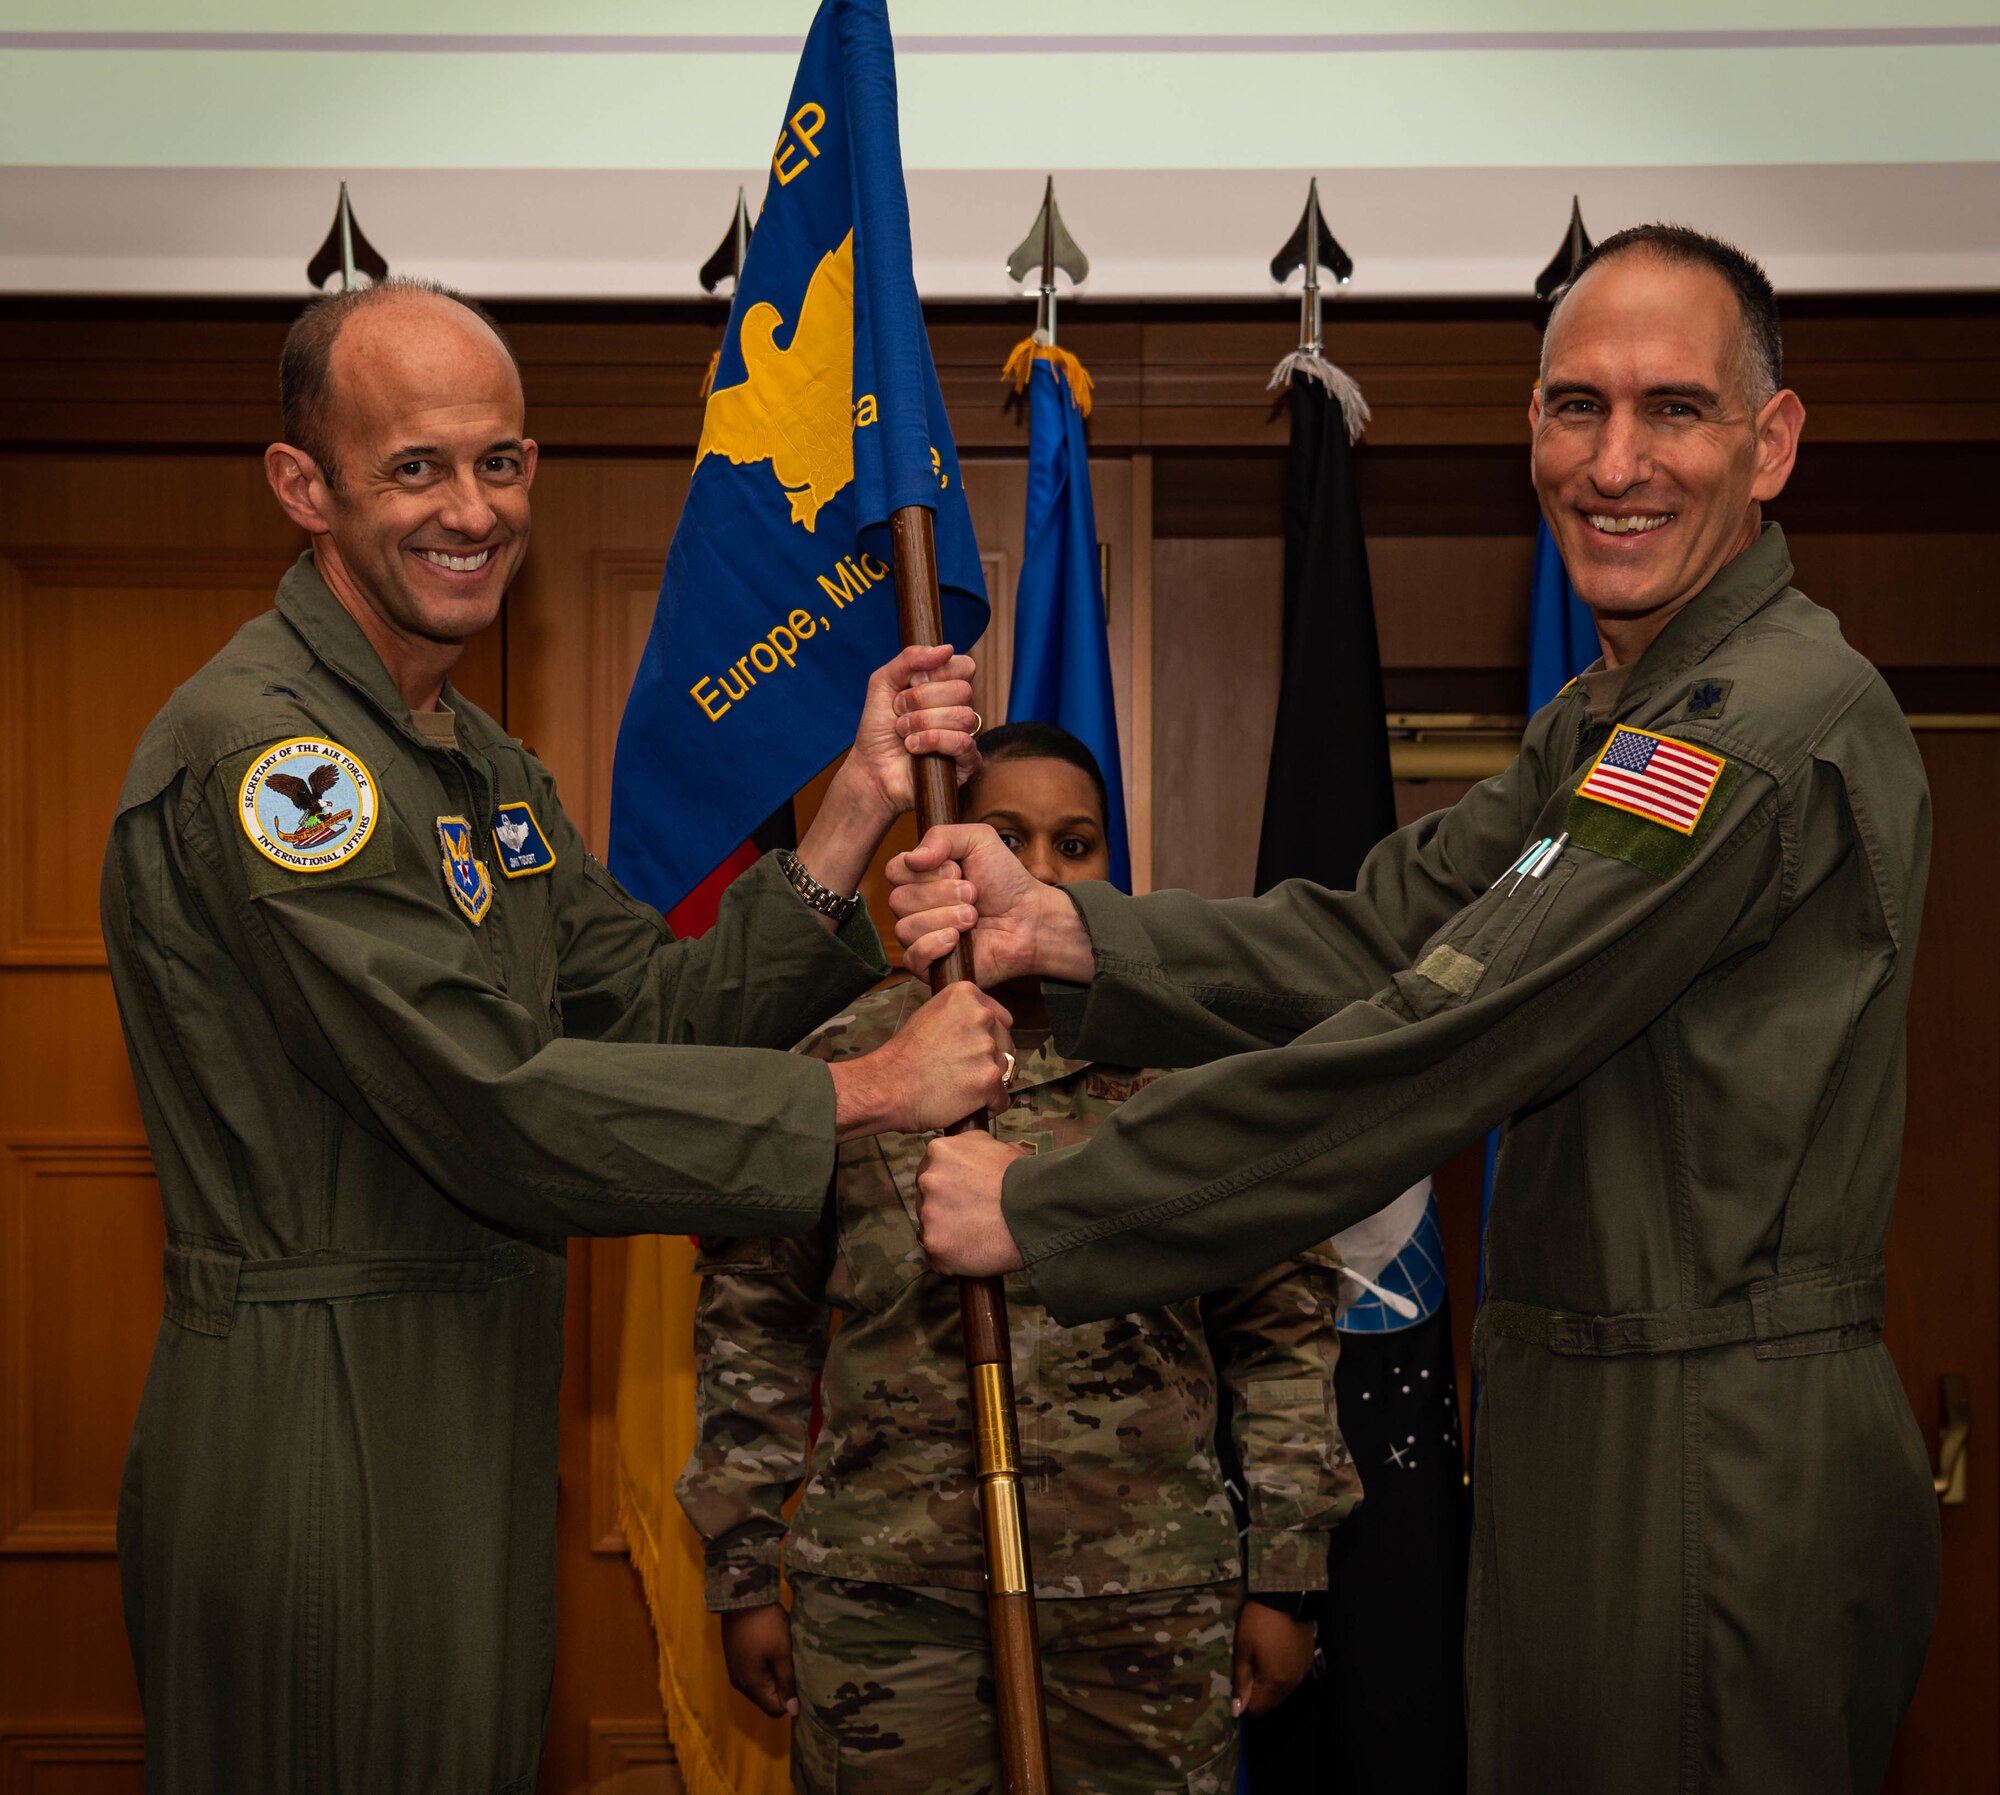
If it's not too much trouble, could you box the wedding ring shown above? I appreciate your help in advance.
[1001,1051,1016,1087]
[968,710,984,737]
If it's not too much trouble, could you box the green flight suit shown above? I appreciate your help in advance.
[101,555,886,1794]
[1003,526,1941,1794]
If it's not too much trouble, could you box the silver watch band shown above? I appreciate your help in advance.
[777,850,862,925]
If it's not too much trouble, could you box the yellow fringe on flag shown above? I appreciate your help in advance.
[618,1234,794,1795]
[1002,337,1094,417]
[699,348,721,400]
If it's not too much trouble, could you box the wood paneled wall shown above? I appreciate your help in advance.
[0,293,1992,1792]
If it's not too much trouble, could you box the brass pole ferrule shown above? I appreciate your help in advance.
[981,1472,1032,1594]
[972,1361,1022,1475]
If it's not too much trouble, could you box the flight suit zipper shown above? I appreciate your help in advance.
[446,751,507,981]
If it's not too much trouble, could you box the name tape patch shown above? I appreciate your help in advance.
[238,737,379,874]
[492,802,557,879]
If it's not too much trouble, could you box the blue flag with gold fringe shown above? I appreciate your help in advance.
[1005,345,1131,890]
[610,0,985,916]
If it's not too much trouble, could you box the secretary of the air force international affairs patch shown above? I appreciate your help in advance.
[237,737,379,873]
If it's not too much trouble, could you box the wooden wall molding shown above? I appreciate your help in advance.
[586,1716,680,1794]
[582,551,674,856]
[6,298,1994,455]
[0,1719,144,1795]
[0,1137,157,1555]
[589,1237,628,1558]
[0,545,286,967]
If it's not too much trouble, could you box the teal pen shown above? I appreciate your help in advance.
[1528,832,1570,882]
[1510,831,1568,894]
[1493,837,1550,891]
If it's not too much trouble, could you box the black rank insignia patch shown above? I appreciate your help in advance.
[1682,678,1732,721]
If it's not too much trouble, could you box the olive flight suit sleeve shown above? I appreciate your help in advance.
[116,747,884,1242]
[676,1217,838,1611]
[1200,1245,1360,1593]
[1009,737,1787,1323]
[519,748,887,1053]
[1043,735,1555,1071]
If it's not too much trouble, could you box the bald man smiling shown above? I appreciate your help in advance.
[102,277,1011,1793]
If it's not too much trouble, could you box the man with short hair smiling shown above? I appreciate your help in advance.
[102,276,1013,1792]
[893,227,1939,1792]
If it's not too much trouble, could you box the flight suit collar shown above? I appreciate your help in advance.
[273,552,418,725]
[1611,521,1795,719]
[274,552,501,774]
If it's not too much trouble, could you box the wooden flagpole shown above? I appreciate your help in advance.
[889,503,1054,1795]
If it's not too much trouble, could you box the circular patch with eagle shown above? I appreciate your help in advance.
[236,737,380,873]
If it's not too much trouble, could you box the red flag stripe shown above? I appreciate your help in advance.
[1577,727,1724,833]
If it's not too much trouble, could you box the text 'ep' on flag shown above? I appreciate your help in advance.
[608,0,986,917]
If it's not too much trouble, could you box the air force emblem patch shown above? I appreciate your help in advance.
[238,738,379,873]
[436,816,493,924]
[492,802,556,879]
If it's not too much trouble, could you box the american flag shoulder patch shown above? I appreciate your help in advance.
[1575,726,1727,836]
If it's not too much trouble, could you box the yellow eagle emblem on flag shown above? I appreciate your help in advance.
[695,230,855,532]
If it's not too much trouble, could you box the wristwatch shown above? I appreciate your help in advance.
[777,850,862,926]
[1244,1588,1326,1624]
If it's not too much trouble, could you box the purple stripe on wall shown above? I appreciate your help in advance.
[2,26,1998,56]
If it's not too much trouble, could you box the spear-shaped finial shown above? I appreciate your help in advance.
[1535,195,1594,300]
[1268,176,1353,360]
[699,187,754,296]
[306,181,389,293]
[1005,176,1088,346]
[695,189,754,398]
[1266,178,1368,442]
[1000,178,1095,412]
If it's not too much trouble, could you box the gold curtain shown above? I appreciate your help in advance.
[618,1234,793,1795]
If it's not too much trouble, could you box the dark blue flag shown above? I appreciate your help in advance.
[1527,516,1596,710]
[609,0,986,916]
[1006,353,1131,891]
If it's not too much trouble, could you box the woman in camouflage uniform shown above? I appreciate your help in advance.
[678,724,1362,1795]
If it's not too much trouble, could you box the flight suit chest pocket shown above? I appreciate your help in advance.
[1397,858,1580,1019]
[485,870,561,1039]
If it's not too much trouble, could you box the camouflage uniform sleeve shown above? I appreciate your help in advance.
[672,983,918,1611]
[1202,1243,1361,1594]
[674,1215,837,1612]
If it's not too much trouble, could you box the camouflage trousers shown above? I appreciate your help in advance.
[788,1576,1238,1795]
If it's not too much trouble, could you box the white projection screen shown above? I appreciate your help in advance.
[2,0,1998,297]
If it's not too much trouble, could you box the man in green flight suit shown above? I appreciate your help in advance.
[891,227,1940,1794]
[101,277,1013,1793]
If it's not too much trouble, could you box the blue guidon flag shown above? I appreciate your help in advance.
[609,0,986,918]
